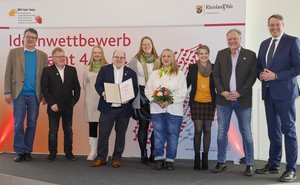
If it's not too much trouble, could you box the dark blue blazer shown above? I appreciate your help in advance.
[257,33,300,100]
[95,64,138,117]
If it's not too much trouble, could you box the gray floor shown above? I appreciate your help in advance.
[0,153,300,185]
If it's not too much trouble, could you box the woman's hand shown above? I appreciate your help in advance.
[157,102,169,109]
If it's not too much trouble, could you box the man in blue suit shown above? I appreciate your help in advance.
[90,49,138,168]
[255,14,300,182]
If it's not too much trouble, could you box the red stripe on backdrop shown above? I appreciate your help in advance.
[0,111,14,149]
[0,27,10,29]
[204,23,245,27]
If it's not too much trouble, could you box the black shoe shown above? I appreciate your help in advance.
[279,170,297,182]
[255,164,279,174]
[244,165,254,176]
[13,154,24,162]
[155,160,164,170]
[201,152,208,170]
[166,162,174,170]
[66,153,76,161]
[149,154,155,163]
[23,153,32,161]
[194,153,200,170]
[213,162,227,173]
[141,150,148,164]
[141,156,148,164]
[46,153,56,162]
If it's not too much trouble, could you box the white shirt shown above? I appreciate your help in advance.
[229,48,240,92]
[137,61,154,86]
[145,70,187,116]
[265,32,283,64]
[111,64,124,107]
[55,65,65,83]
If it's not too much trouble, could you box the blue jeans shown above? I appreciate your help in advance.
[151,113,182,162]
[12,95,39,154]
[216,102,254,165]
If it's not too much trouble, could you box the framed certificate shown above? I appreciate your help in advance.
[104,78,135,103]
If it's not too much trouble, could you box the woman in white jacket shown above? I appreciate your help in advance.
[145,49,187,170]
[83,46,107,160]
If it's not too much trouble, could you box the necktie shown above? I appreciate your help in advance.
[267,39,277,68]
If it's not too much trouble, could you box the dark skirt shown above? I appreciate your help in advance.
[190,101,215,121]
[132,86,151,121]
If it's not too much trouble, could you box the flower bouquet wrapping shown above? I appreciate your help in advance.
[152,86,174,104]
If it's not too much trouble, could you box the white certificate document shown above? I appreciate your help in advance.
[104,78,135,103]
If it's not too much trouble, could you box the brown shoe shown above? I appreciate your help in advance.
[90,159,106,167]
[112,160,121,168]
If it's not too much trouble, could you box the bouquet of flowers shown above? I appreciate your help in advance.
[152,86,174,104]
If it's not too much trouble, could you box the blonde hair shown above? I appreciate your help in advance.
[88,46,108,72]
[158,48,178,75]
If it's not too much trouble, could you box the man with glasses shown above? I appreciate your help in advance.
[90,49,138,168]
[41,47,81,162]
[4,28,48,162]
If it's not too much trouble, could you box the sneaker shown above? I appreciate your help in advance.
[213,162,227,173]
[155,160,164,170]
[24,153,32,161]
[13,154,24,162]
[166,162,174,170]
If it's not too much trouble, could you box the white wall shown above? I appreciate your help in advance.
[246,0,300,163]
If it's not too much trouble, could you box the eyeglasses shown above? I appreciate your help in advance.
[113,56,125,60]
[25,36,37,40]
[52,56,66,59]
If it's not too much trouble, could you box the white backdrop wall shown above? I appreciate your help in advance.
[0,0,247,163]
[0,0,299,164]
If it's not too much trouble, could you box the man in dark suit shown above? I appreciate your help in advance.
[212,29,257,176]
[41,47,81,162]
[255,14,300,182]
[4,28,48,162]
[90,49,138,168]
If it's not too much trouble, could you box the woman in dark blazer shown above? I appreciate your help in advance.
[186,45,216,170]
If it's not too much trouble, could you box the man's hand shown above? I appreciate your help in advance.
[221,91,240,101]
[228,91,240,101]
[51,104,59,112]
[4,94,12,104]
[41,97,47,105]
[221,91,231,101]
[102,92,106,101]
[260,68,277,81]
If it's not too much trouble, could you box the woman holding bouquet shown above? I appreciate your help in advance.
[129,36,160,164]
[186,45,216,170]
[145,49,187,170]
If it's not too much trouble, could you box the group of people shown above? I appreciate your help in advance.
[4,14,300,182]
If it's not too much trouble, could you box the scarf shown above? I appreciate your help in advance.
[139,53,159,82]
[197,60,212,77]
[159,66,172,78]
[90,61,101,73]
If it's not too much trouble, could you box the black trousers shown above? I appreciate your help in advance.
[96,108,130,160]
[48,108,73,155]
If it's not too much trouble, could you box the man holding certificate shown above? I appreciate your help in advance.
[90,49,138,168]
